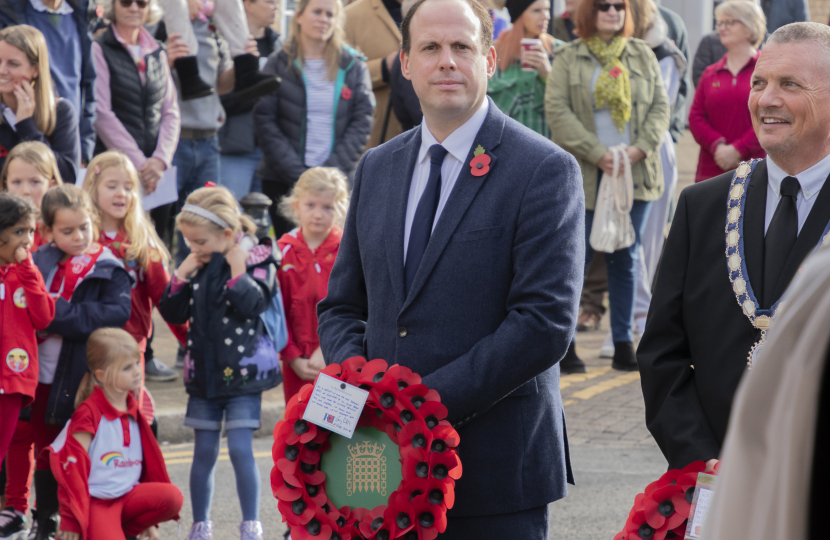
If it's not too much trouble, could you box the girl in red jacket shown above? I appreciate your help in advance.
[0,141,64,249]
[82,151,187,394]
[277,167,349,402]
[0,193,55,463]
[50,327,182,540]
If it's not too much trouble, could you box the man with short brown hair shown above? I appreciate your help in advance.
[319,0,584,537]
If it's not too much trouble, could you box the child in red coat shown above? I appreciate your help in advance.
[50,328,182,540]
[0,194,55,463]
[277,167,350,402]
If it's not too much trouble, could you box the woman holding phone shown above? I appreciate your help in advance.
[488,0,562,137]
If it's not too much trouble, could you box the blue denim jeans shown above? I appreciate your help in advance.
[585,199,653,343]
[219,147,263,200]
[173,135,221,266]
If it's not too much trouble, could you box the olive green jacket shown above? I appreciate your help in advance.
[544,38,670,210]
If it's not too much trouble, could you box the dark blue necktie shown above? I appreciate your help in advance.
[405,144,448,295]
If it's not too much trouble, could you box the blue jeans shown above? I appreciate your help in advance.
[183,393,262,431]
[219,148,263,200]
[585,199,653,343]
[173,136,221,266]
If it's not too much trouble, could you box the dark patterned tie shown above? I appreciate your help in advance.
[405,144,448,295]
[762,175,800,307]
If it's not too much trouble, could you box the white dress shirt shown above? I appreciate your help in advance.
[765,152,830,235]
[403,99,490,262]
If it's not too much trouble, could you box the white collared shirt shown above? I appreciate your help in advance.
[765,152,830,235]
[403,99,490,262]
[29,0,74,15]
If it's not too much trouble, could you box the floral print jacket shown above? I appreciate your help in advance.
[159,245,282,399]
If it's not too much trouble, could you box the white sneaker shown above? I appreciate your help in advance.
[240,521,263,540]
[599,332,614,358]
[186,521,213,540]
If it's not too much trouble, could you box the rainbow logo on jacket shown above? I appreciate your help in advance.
[101,452,123,466]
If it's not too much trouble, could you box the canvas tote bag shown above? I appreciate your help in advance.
[589,144,636,253]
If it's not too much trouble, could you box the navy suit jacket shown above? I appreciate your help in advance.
[318,99,585,516]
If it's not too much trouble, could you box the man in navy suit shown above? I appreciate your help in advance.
[317,0,584,537]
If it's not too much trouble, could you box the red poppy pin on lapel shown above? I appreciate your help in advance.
[470,145,490,177]
[609,67,621,78]
[341,86,352,100]
[0,145,7,158]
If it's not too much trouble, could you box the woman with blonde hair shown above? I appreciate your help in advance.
[0,25,80,184]
[254,0,374,237]
[689,0,766,183]
[488,0,564,136]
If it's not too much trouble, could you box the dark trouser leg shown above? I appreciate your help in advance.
[442,505,549,540]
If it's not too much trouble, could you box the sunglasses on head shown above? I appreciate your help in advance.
[597,2,626,12]
[119,0,149,8]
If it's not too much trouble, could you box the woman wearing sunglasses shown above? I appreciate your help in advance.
[689,0,766,183]
[545,0,669,373]
[92,0,180,198]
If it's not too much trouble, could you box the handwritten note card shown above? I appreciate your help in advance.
[302,373,369,439]
[685,473,717,539]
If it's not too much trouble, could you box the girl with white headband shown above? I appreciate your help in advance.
[158,185,281,540]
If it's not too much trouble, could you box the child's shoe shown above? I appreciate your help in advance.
[240,521,263,540]
[174,56,215,101]
[232,54,280,102]
[185,521,213,540]
[0,506,27,539]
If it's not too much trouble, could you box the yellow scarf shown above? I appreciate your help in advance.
[586,35,631,133]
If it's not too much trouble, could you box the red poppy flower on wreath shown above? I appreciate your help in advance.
[272,356,462,540]
[342,86,352,100]
[610,66,622,78]
[469,144,491,176]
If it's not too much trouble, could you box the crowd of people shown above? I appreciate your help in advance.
[0,0,825,539]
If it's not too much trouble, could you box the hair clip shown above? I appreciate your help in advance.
[204,181,216,188]
[94,166,100,175]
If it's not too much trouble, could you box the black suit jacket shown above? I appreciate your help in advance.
[638,160,830,468]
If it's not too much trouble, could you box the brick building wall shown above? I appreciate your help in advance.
[811,0,830,24]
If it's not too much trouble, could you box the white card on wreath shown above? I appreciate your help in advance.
[685,472,717,539]
[302,373,369,439]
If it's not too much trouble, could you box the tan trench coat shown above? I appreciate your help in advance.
[344,0,403,148]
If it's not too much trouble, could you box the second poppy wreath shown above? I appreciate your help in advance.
[272,357,463,540]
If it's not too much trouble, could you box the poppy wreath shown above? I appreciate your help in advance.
[613,461,720,540]
[272,357,463,540]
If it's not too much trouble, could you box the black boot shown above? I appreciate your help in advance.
[560,341,587,374]
[611,341,638,372]
[33,470,59,540]
[173,56,214,101]
[233,53,281,102]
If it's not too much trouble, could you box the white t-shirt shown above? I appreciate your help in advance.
[86,414,143,499]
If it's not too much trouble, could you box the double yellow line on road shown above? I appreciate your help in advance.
[560,367,640,406]
[162,445,271,466]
